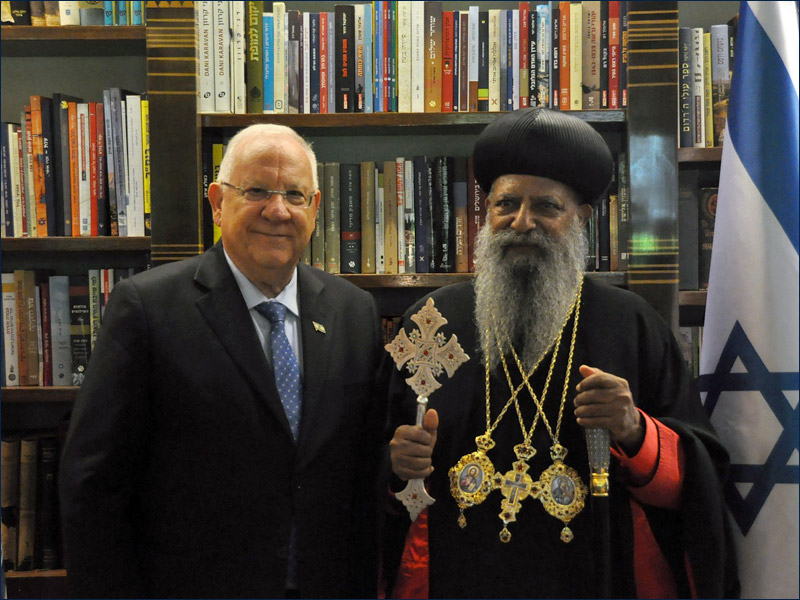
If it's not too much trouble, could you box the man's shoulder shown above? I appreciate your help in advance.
[299,264,375,303]
[405,280,475,318]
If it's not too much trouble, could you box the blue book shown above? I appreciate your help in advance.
[363,4,373,113]
[374,1,383,112]
[131,1,143,25]
[104,1,115,25]
[263,13,274,112]
[413,156,429,274]
[117,0,127,25]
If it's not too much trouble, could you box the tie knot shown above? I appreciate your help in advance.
[256,301,287,324]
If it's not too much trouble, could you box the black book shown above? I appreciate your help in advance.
[698,187,718,290]
[599,1,609,108]
[436,156,454,273]
[334,4,355,112]
[310,13,321,113]
[413,156,429,274]
[5,1,31,25]
[478,11,489,111]
[69,275,91,386]
[426,158,439,272]
[597,196,611,272]
[51,93,83,237]
[38,96,59,236]
[35,434,60,570]
[551,5,560,108]
[678,169,700,290]
[339,163,361,273]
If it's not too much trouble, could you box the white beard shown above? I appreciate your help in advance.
[473,219,588,372]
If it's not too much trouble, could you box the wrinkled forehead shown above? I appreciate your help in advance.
[233,134,314,175]
[489,174,582,204]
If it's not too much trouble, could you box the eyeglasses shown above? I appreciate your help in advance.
[220,182,313,208]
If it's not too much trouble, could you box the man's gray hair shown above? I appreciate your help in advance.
[217,123,319,191]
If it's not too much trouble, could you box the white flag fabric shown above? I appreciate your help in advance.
[698,2,799,598]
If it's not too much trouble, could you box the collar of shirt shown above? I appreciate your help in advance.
[222,250,303,369]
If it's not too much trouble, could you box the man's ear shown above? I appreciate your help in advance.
[208,182,224,226]
[577,202,593,226]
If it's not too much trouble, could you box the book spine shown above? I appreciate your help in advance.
[617,151,630,271]
[324,162,340,273]
[69,274,90,385]
[519,2,530,108]
[8,125,23,237]
[691,27,705,148]
[16,437,37,571]
[88,269,101,351]
[467,156,485,272]
[551,4,559,108]
[23,107,37,237]
[678,168,699,290]
[597,195,610,271]
[117,0,127,25]
[20,270,40,386]
[599,1,609,108]
[536,4,551,107]
[37,435,60,569]
[2,274,20,386]
[139,97,149,235]
[582,1,600,109]
[403,158,415,272]
[477,11,489,111]
[396,2,412,113]
[620,0,628,107]
[487,9,500,112]
[231,1,247,114]
[287,11,300,114]
[511,10,519,110]
[375,170,384,272]
[125,95,144,236]
[363,4,373,113]
[196,2,215,112]
[678,27,694,148]
[395,158,406,273]
[608,1,620,109]
[40,279,52,386]
[101,91,119,236]
[335,5,355,113]
[558,1,570,110]
[382,161,398,274]
[438,156,454,272]
[702,32,714,147]
[309,13,320,113]
[89,102,99,236]
[1,437,20,570]
[48,275,72,385]
[458,11,469,113]
[77,103,91,236]
[213,1,231,113]
[263,12,275,113]
[441,10,454,113]
[424,2,443,112]
[132,1,143,25]
[340,163,361,273]
[468,6,479,112]
[29,97,49,237]
[453,156,468,273]
[273,2,286,113]
[710,24,730,147]
[360,161,376,273]
[410,1,424,113]
[311,163,325,269]
[245,1,264,114]
[319,11,329,113]
[0,125,12,237]
[569,1,582,110]
[698,187,717,290]
[413,156,429,273]
[354,4,366,112]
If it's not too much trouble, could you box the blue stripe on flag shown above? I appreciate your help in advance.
[728,2,800,253]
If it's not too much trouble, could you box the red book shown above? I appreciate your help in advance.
[29,96,48,237]
[441,11,455,112]
[608,1,620,109]
[519,2,530,108]
[88,102,98,237]
[319,11,329,114]
[67,102,80,237]
[558,1,570,111]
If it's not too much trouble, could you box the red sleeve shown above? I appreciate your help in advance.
[610,409,685,509]
[390,508,430,599]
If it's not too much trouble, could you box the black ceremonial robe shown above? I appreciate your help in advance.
[383,278,739,599]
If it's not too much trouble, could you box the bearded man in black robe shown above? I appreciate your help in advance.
[383,108,739,599]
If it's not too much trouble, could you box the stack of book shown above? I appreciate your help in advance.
[1,89,151,239]
[1,267,141,388]
[196,1,630,114]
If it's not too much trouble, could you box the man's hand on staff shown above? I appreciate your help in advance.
[390,409,439,481]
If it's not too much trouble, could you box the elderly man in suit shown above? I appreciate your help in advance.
[59,124,385,598]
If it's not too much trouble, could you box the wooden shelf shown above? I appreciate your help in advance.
[678,147,722,163]
[679,290,708,306]
[6,569,67,579]
[1,236,150,253]
[201,109,627,135]
[0,25,145,41]
[342,271,627,289]
[1,387,78,404]
[5,569,69,599]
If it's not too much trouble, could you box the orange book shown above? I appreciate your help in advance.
[68,102,80,237]
[29,96,48,237]
[559,1,570,110]
[424,2,443,112]
[441,10,454,112]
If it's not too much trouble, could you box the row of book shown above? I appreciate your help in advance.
[204,143,631,275]
[1,268,142,388]
[678,20,736,149]
[678,171,718,291]
[198,0,630,115]
[1,1,145,27]
[0,89,151,239]
[1,429,65,572]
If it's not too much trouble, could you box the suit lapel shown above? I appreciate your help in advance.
[193,245,295,441]
[296,265,336,464]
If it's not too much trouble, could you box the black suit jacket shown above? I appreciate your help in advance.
[59,243,386,598]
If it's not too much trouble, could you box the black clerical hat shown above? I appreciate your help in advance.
[472,108,614,205]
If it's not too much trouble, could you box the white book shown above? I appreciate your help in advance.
[327,12,335,113]
[410,1,425,113]
[273,2,286,113]
[569,1,583,110]
[488,9,501,112]
[77,102,91,236]
[8,125,22,238]
[396,1,412,113]
[230,1,246,114]
[213,1,232,113]
[125,95,145,237]
[469,5,479,108]
[196,1,215,112]
[691,27,706,148]
[395,158,406,273]
[403,158,415,274]
[512,9,520,110]
[302,12,310,114]
[48,275,71,386]
[375,169,385,274]
[2,273,19,386]
[59,1,80,25]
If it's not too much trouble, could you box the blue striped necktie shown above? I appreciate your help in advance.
[255,301,302,440]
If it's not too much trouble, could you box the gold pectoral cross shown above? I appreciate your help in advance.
[493,459,537,543]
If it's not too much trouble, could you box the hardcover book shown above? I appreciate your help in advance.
[340,163,361,273]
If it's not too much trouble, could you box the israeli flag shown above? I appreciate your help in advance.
[698,2,799,598]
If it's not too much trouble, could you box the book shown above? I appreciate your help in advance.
[558,0,570,110]
[78,0,104,25]
[1,436,20,571]
[453,156,468,273]
[597,195,610,271]
[678,169,700,290]
[245,1,264,114]
[132,1,143,25]
[710,24,731,147]
[467,156,485,272]
[39,280,52,386]
[287,10,301,114]
[60,1,79,25]
[363,4,373,113]
[551,3,560,107]
[442,10,455,112]
[48,275,72,386]
[309,13,320,113]
[396,2,412,113]
[424,2,443,112]
[608,1,620,109]
[413,156,429,273]
[698,186,717,290]
[29,95,51,237]
[536,4,551,108]
[569,1,582,110]
[213,1,231,113]
[487,9,500,112]
[30,1,45,26]
[403,158,415,273]
[468,6,479,111]
[617,150,630,271]
[89,102,99,236]
[311,163,325,270]
[678,27,694,148]
[124,94,145,236]
[5,2,32,25]
[335,4,355,113]
[37,434,60,570]
[262,12,275,113]
[691,27,706,148]
[16,436,37,571]
[360,161,376,273]
[69,274,91,385]
[375,169,384,272]
[230,1,247,115]
[2,273,20,386]
[581,1,601,109]
[22,107,37,237]
[196,1,215,112]
[324,162,340,273]
[1,124,13,237]
[383,161,398,274]
[599,1,609,107]
[436,155,454,272]
[519,2,530,108]
[139,96,149,236]
[16,270,39,386]
[395,158,406,273]
[76,102,91,236]
[273,2,286,113]
[702,32,714,147]
[620,0,628,107]
[354,4,367,112]
[458,10,469,113]
[43,1,60,26]
[319,11,330,113]
[89,268,101,350]
[116,0,128,25]
[51,93,83,237]
[340,163,361,273]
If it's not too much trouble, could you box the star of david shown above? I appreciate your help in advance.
[699,321,799,535]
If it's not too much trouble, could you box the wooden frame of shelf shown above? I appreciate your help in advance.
[0,25,145,41]
[5,569,69,599]
[341,271,627,289]
[1,237,151,252]
[678,147,723,162]
[1,386,79,403]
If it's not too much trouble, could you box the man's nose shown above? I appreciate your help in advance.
[260,195,292,220]
[509,205,537,233]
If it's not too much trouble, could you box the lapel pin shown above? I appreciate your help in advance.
[313,321,326,334]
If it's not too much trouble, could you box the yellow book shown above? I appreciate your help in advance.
[702,32,714,148]
[212,143,224,244]
[141,96,151,235]
[569,1,583,110]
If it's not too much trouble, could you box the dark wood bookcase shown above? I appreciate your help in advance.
[1,1,734,596]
